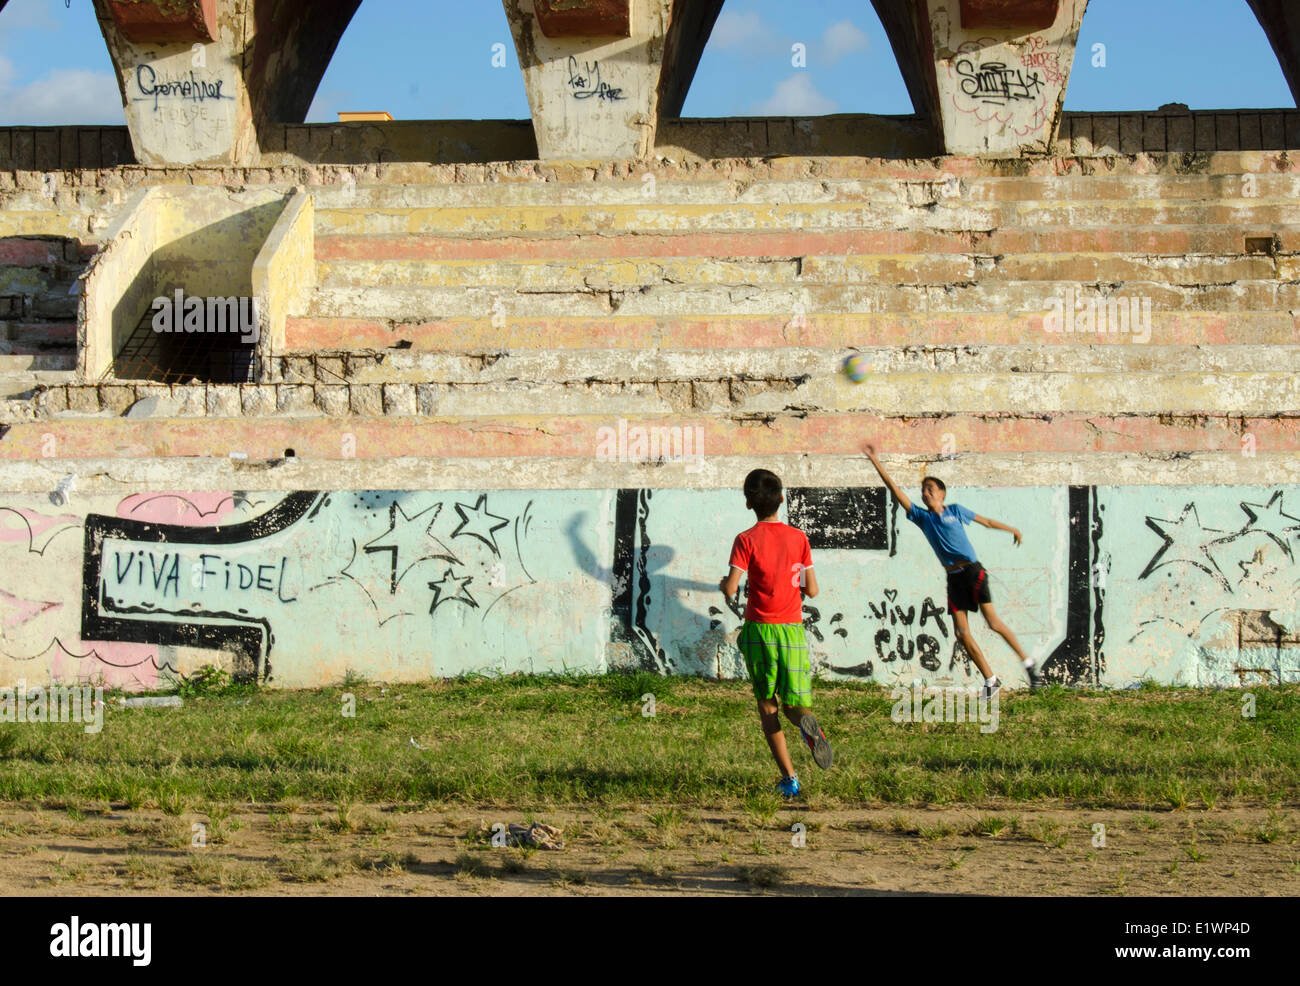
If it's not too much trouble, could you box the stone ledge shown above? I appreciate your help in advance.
[5,146,1300,192]
[0,451,1297,492]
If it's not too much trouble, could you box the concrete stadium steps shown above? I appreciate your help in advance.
[312,253,1286,290]
[310,193,1300,236]
[301,170,1300,379]
[0,366,78,392]
[0,231,90,408]
[0,210,107,242]
[284,311,1298,351]
[1,238,89,311]
[23,368,1300,419]
[1,321,77,354]
[309,172,1300,212]
[302,280,1300,323]
[281,346,1300,383]
[0,351,76,371]
[4,161,1297,435]
[4,450,1297,493]
[313,199,1300,236]
[310,226,1300,264]
[0,368,78,422]
[2,413,1296,464]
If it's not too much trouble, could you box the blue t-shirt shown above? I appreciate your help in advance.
[907,502,978,566]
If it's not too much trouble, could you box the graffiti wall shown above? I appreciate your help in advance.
[1,485,1297,691]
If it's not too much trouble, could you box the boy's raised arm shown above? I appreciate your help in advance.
[864,443,912,513]
[973,514,1023,546]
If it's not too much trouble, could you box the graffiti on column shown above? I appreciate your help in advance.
[955,59,1045,105]
[133,65,232,111]
[947,37,1052,136]
[1020,35,1066,86]
[566,56,625,102]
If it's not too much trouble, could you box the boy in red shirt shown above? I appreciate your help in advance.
[720,469,833,798]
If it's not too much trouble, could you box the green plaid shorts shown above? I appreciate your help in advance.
[738,621,812,708]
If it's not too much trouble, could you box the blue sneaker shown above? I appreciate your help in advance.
[775,774,800,798]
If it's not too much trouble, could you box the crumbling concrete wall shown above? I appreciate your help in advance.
[76,184,290,379]
[251,189,313,380]
[2,120,1298,694]
[0,485,1295,691]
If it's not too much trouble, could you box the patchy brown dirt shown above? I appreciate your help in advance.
[1,805,1295,897]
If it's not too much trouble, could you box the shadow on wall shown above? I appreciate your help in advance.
[0,128,137,170]
[567,512,724,676]
[93,196,287,383]
[260,120,540,165]
[658,114,940,160]
[0,235,88,351]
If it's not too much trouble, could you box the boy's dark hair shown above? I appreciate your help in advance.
[744,468,784,518]
[921,476,947,493]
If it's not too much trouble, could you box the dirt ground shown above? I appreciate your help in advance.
[1,804,1296,897]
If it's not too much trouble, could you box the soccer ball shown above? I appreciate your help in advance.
[842,353,870,383]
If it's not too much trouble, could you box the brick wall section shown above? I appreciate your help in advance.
[1057,110,1300,155]
[0,128,137,171]
[30,376,813,418]
[2,111,1298,172]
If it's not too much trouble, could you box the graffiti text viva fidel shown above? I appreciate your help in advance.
[110,549,298,603]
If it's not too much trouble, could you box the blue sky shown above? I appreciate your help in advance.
[0,0,1292,125]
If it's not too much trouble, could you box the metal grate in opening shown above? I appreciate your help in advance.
[109,304,257,384]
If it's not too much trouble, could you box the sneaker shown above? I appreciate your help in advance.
[1027,664,1046,691]
[799,713,833,770]
[981,677,1002,700]
[775,774,801,799]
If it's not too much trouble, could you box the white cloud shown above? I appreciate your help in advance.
[0,0,62,33]
[821,20,870,63]
[0,0,121,124]
[753,74,837,116]
[0,66,124,125]
[306,88,358,124]
[710,10,780,52]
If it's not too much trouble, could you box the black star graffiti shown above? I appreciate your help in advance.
[1237,491,1300,560]
[451,494,510,556]
[1140,503,1231,590]
[362,501,458,594]
[428,567,478,613]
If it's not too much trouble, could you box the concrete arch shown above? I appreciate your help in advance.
[86,0,364,165]
[2,0,1297,166]
[1247,0,1300,107]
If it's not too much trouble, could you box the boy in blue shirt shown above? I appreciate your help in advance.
[865,443,1045,696]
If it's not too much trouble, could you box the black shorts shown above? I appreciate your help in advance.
[947,562,991,614]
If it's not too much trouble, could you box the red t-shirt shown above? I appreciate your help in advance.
[728,521,813,624]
